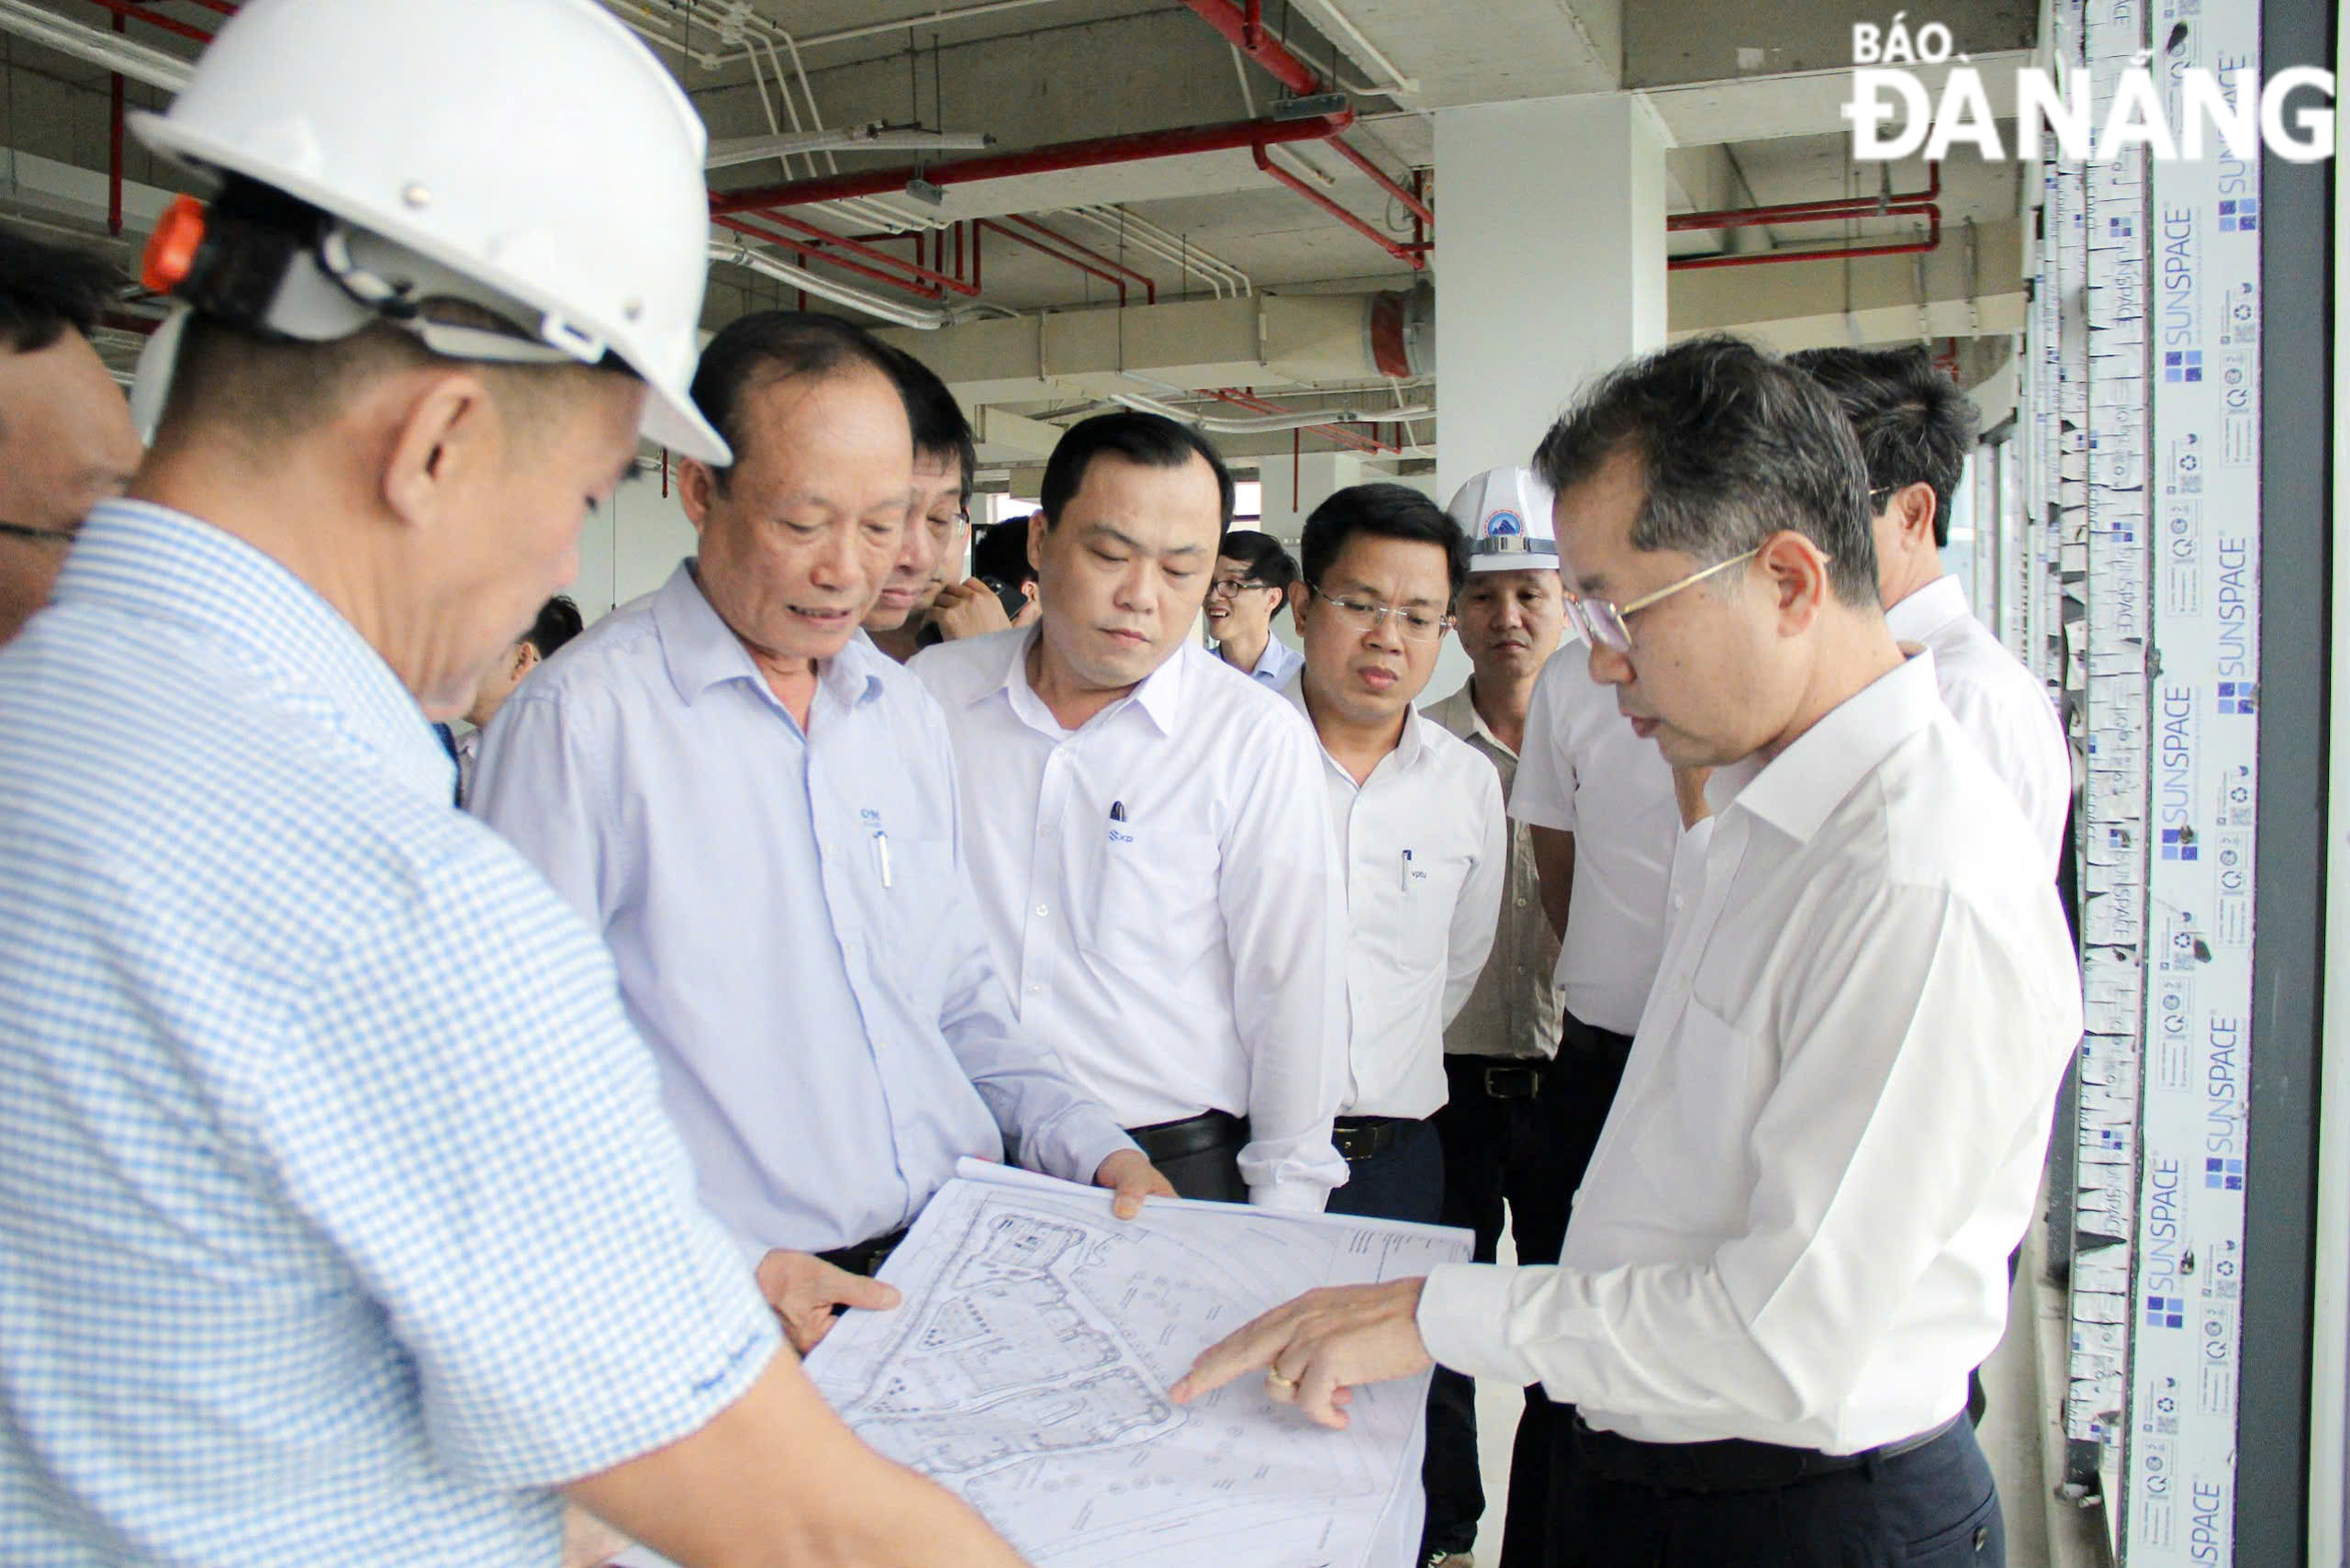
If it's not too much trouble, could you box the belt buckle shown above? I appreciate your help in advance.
[1334,1125,1372,1161]
[1483,1065,1539,1100]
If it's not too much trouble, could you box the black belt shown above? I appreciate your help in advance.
[1573,1412,1966,1495]
[1558,1010,1636,1064]
[1128,1108,1248,1164]
[1450,1053,1555,1101]
[1332,1114,1423,1162]
[817,1227,908,1279]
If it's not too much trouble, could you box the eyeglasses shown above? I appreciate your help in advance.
[1562,547,1760,654]
[0,521,76,547]
[1204,577,1274,601]
[1306,583,1454,644]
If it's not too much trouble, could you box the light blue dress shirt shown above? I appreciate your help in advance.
[472,564,1134,1257]
[1239,635,1305,689]
[0,503,777,1567]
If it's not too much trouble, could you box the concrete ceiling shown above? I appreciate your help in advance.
[0,0,2034,465]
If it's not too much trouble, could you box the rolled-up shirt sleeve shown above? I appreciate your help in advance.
[1505,656,1578,833]
[1222,717,1349,1212]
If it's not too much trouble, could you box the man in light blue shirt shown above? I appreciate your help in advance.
[0,3,1027,1564]
[474,311,1168,1294]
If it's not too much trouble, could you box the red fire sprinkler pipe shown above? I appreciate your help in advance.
[1669,208,1941,271]
[975,219,1127,306]
[1668,165,1941,232]
[1178,0,1322,93]
[711,111,1352,216]
[756,211,981,297]
[714,214,951,300]
[67,0,214,45]
[1006,216,1156,304]
[1252,145,1424,271]
[106,13,124,237]
[1324,138,1434,227]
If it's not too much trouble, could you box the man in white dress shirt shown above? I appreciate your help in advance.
[1789,345,2070,872]
[476,314,1167,1338]
[1285,483,1502,1224]
[1177,337,2083,1568]
[911,411,1348,1210]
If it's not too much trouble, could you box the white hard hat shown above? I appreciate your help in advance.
[1446,466,1560,574]
[129,0,726,464]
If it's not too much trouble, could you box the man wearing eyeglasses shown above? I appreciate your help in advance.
[0,227,143,646]
[1174,338,2082,1568]
[1205,528,1304,688]
[1283,484,1502,1226]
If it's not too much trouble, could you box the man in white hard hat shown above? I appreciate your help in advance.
[0,3,1024,1565]
[1415,465,1573,1568]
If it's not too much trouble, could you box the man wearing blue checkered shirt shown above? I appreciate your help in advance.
[0,3,1028,1565]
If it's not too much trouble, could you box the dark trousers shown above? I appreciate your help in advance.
[1129,1110,1250,1204]
[1424,1017,1636,1563]
[1547,1417,2003,1568]
[1323,1116,1444,1223]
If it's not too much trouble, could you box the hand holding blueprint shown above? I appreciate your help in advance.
[802,1159,1472,1568]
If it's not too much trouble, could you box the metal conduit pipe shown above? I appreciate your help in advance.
[710,110,1354,216]
[709,240,954,330]
[1108,390,1432,437]
[0,0,191,92]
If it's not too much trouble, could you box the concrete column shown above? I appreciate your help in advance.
[1251,452,1365,544]
[1434,94,1669,500]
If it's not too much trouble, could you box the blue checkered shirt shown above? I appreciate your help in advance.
[0,502,779,1565]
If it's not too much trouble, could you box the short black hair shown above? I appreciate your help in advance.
[885,345,976,504]
[1785,345,1977,549]
[0,224,118,354]
[971,519,1036,588]
[1532,334,1878,607]
[1299,484,1471,600]
[1216,529,1299,593]
[688,310,904,488]
[1039,410,1234,533]
[523,595,585,660]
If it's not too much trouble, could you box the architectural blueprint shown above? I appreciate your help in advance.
[802,1159,1472,1568]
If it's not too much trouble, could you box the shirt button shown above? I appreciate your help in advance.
[1515,896,1529,908]
[1035,904,1049,917]
[1027,983,1043,994]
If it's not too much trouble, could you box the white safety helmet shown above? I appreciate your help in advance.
[129,0,727,463]
[1446,466,1561,574]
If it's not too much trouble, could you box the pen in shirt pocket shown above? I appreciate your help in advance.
[1400,848,1413,891]
[871,827,893,889]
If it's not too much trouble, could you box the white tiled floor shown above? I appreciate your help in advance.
[1454,1217,2054,1568]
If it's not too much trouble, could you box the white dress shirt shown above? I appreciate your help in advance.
[1424,682,1565,1061]
[1416,655,2084,1453]
[1886,575,2071,876]
[1505,644,1684,1037]
[473,567,1135,1257]
[1284,678,1505,1118]
[909,628,1349,1211]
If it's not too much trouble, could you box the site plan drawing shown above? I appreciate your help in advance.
[801,1159,1472,1568]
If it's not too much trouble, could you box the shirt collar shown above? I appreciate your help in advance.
[56,499,453,803]
[1283,667,1433,775]
[654,560,884,714]
[1438,678,1516,760]
[1882,575,1970,644]
[992,624,1188,739]
[1725,652,1943,845]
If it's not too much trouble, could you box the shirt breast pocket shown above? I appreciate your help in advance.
[882,836,961,991]
[1380,850,1472,968]
[1081,827,1220,971]
[1627,995,1762,1227]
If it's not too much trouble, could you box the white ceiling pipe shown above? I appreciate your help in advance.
[709,239,953,330]
[707,125,993,171]
[0,0,192,93]
[1109,391,1433,435]
[1060,206,1251,298]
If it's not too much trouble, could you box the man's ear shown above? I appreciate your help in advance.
[379,368,500,532]
[675,457,722,536]
[1288,582,1312,633]
[1025,510,1047,578]
[513,641,542,678]
[1893,481,1939,552]
[1754,530,1833,635]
